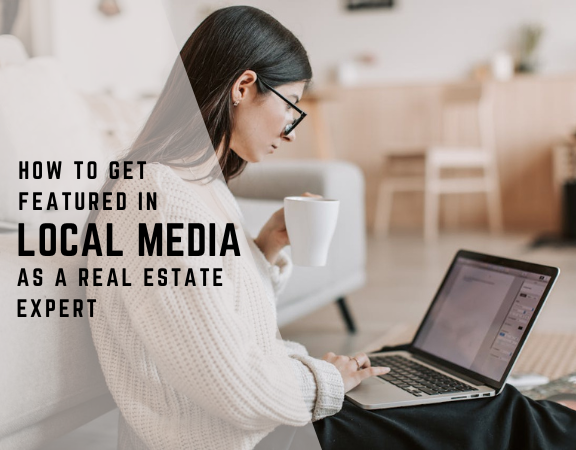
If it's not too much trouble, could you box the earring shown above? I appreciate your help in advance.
[233,100,240,107]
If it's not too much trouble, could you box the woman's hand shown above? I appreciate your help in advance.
[254,192,321,265]
[321,352,391,393]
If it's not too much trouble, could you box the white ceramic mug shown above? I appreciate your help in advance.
[284,196,340,267]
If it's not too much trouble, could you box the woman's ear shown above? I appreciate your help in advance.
[231,70,258,105]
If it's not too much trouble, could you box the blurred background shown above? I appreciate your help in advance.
[2,1,576,448]
[5,0,576,231]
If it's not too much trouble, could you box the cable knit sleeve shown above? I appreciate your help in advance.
[212,179,293,299]
[249,241,293,297]
[289,354,345,421]
[247,225,345,420]
[278,339,344,421]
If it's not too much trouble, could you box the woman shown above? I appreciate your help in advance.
[85,5,576,450]
[86,6,386,449]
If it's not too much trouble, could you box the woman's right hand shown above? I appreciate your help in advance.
[322,352,390,393]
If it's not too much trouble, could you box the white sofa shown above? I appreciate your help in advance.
[0,36,366,448]
[230,161,366,327]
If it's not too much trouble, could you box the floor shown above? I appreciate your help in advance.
[42,232,576,449]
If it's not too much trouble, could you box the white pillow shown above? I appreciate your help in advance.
[0,57,106,226]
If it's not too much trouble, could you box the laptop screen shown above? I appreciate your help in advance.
[412,255,553,383]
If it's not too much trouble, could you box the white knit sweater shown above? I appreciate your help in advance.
[87,163,344,450]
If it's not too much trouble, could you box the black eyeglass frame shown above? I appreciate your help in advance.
[258,78,307,136]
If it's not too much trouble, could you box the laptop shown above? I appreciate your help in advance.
[346,249,560,410]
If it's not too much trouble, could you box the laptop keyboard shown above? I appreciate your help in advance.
[370,355,478,397]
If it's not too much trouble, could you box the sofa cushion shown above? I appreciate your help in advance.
[0,57,107,226]
[0,235,113,444]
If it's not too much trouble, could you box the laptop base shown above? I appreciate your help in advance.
[346,351,497,410]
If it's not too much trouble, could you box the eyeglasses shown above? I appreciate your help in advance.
[258,78,307,136]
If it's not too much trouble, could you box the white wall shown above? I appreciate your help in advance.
[167,0,576,85]
[25,0,177,97]
[17,0,576,95]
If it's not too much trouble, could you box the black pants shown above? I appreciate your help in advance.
[312,346,576,450]
[313,387,576,450]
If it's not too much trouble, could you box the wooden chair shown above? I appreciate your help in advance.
[374,83,503,240]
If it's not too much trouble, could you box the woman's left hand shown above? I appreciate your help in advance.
[254,192,321,264]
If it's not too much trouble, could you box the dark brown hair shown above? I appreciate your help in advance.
[82,6,312,239]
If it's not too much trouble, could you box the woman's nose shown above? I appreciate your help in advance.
[282,129,296,142]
